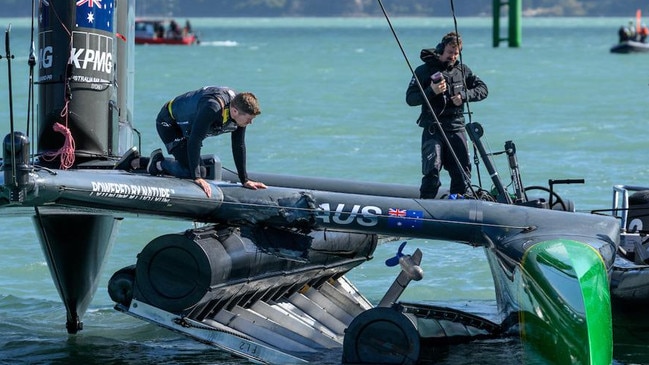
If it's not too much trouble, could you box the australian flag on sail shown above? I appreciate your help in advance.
[76,0,114,33]
[387,208,423,229]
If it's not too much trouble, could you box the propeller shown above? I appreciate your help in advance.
[385,241,408,267]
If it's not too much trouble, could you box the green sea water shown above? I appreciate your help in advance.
[0,16,647,364]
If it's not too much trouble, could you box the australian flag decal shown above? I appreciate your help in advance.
[76,0,114,33]
[387,208,424,229]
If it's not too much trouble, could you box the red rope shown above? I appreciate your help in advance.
[41,100,76,169]
[39,9,76,170]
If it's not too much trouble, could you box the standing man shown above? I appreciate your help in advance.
[120,86,267,198]
[406,32,488,199]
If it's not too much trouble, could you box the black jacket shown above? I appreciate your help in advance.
[406,48,488,131]
[166,86,247,181]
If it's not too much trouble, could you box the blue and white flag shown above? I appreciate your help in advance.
[76,0,114,33]
[387,208,424,229]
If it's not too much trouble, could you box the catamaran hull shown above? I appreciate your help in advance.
[0,163,619,364]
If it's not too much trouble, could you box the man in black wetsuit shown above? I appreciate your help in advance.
[119,86,266,197]
[406,32,488,199]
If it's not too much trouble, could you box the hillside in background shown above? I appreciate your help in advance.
[1,0,648,17]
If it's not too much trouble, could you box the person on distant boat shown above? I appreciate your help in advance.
[168,20,181,39]
[155,22,164,39]
[406,32,488,200]
[640,23,649,42]
[619,25,630,42]
[626,20,637,41]
[117,87,266,197]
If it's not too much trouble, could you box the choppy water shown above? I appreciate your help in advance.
[0,15,648,364]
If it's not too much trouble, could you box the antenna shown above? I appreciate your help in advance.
[2,24,17,188]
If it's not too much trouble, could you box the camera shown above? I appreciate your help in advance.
[431,72,444,84]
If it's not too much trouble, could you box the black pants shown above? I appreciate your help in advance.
[419,127,471,199]
[153,103,213,179]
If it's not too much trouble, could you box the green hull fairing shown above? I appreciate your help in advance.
[520,239,612,364]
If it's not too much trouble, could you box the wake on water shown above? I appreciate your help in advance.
[199,40,238,47]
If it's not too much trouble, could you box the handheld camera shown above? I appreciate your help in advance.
[431,72,444,84]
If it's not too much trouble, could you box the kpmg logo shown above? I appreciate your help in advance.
[39,46,53,69]
[71,31,113,76]
[37,31,54,81]
[38,32,113,76]
[37,0,114,83]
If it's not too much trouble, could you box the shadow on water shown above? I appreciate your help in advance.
[0,294,641,364]
[0,337,242,365]
[0,295,240,365]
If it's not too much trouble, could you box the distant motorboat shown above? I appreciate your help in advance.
[613,9,649,54]
[610,40,649,54]
[135,18,198,45]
